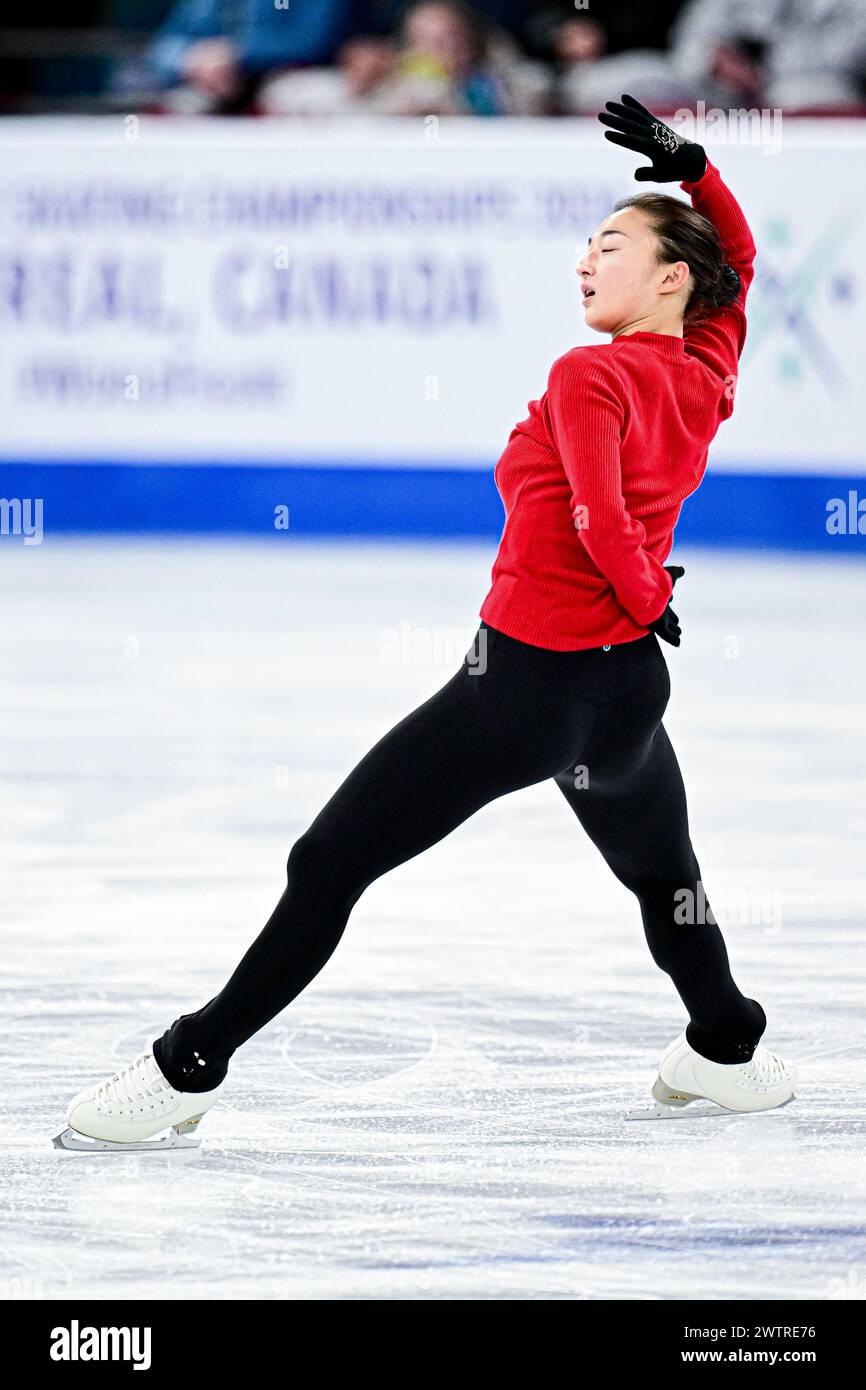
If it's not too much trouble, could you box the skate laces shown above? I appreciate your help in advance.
[741,1045,787,1087]
[98,1051,174,1109]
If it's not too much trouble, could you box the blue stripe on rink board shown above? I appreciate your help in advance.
[0,461,865,551]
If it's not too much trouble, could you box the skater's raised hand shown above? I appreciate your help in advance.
[598,94,707,184]
[664,564,685,589]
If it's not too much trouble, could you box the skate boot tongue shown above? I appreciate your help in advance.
[742,1046,788,1086]
[99,1052,169,1105]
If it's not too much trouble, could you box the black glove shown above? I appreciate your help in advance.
[598,94,707,184]
[648,565,685,647]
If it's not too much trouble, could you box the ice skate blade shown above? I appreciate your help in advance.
[623,1099,731,1121]
[52,1123,202,1152]
[623,1093,798,1121]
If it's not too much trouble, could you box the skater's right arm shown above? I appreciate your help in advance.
[546,352,674,628]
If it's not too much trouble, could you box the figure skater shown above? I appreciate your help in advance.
[55,95,796,1150]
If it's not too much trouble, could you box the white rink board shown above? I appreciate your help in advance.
[0,117,864,474]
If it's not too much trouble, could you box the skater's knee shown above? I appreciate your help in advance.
[617,851,699,904]
[286,828,367,909]
[286,829,333,884]
[629,870,684,903]
[643,925,696,978]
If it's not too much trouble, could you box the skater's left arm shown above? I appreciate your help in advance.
[546,352,673,628]
[598,94,757,385]
[677,158,756,382]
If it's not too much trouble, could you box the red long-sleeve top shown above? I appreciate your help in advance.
[478,158,756,650]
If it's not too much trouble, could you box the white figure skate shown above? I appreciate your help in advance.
[53,1048,226,1152]
[624,1031,798,1121]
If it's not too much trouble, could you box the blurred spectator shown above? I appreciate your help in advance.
[506,1,689,115]
[258,0,552,117]
[521,2,687,62]
[557,0,866,116]
[362,0,554,58]
[670,0,866,111]
[256,33,399,117]
[541,1,694,113]
[141,0,366,112]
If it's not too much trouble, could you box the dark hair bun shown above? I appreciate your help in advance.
[713,263,741,308]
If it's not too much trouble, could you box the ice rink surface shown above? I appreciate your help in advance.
[1,537,864,1302]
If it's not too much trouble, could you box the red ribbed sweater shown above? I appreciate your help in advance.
[478,158,756,650]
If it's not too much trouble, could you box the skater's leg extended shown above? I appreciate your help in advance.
[155,629,600,1089]
[554,676,766,1063]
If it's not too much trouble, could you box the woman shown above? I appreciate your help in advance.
[54,96,796,1151]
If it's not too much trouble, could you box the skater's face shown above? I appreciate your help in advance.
[577,207,690,337]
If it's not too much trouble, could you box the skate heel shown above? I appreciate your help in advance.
[174,1113,205,1134]
[651,1074,703,1106]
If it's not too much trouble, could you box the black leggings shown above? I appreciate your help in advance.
[153,622,766,1092]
